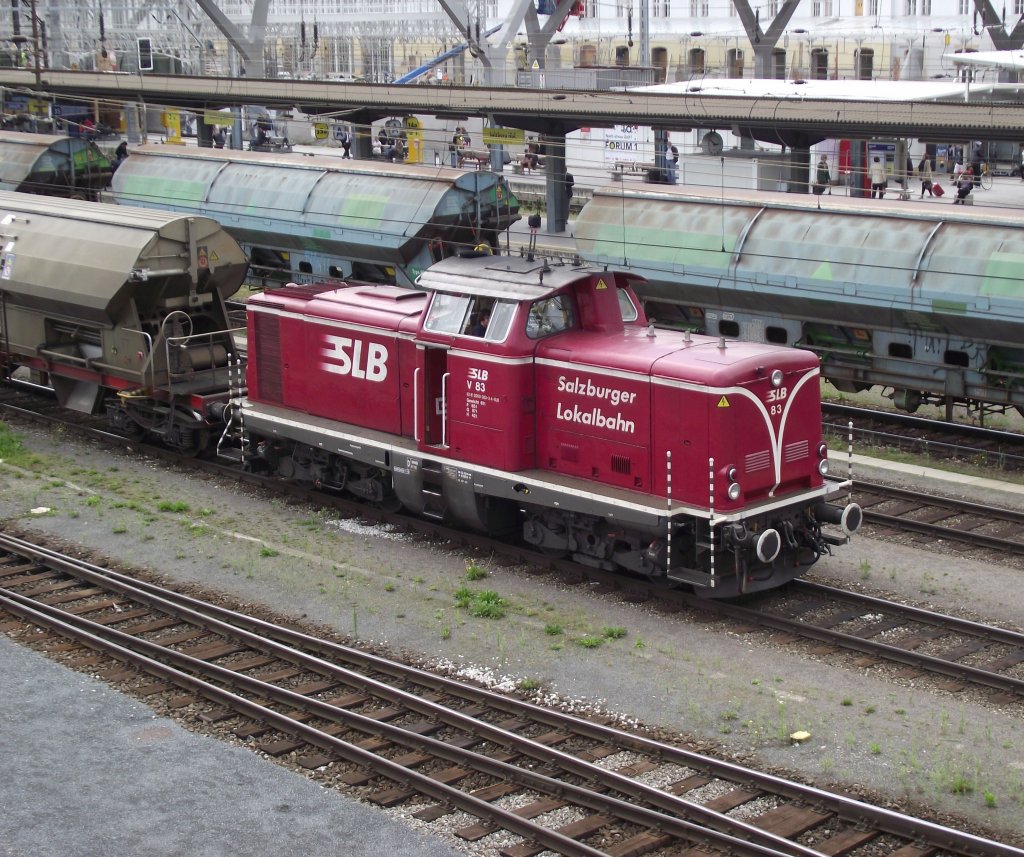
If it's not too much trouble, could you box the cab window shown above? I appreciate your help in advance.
[617,288,639,322]
[464,298,515,342]
[424,293,470,334]
[526,294,576,339]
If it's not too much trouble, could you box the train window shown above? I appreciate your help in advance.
[328,265,346,278]
[526,294,577,339]
[298,261,313,274]
[944,350,969,367]
[616,288,639,322]
[888,343,913,359]
[718,319,740,338]
[481,300,515,342]
[766,326,788,344]
[424,293,471,334]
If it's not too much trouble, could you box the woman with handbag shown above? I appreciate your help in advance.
[919,157,933,197]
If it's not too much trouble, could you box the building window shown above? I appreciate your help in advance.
[616,0,628,16]
[811,47,828,79]
[856,47,874,79]
[653,0,670,16]
[652,46,669,79]
[869,0,880,14]
[689,47,705,75]
[904,0,916,13]
[690,0,708,14]
[769,0,779,14]
[727,47,744,78]
[771,48,786,79]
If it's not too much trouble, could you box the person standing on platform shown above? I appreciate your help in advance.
[815,154,831,195]
[918,156,933,197]
[869,157,887,199]
[340,126,352,159]
[971,144,983,188]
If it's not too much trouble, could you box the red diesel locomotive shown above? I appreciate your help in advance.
[243,253,861,597]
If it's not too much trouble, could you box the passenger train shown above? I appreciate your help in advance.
[0,191,860,599]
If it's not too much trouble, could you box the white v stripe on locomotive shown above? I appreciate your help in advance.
[711,367,821,496]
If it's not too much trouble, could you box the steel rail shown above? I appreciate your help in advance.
[795,579,1024,646]
[684,587,1024,697]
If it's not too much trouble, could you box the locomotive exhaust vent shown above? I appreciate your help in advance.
[560,443,579,463]
[611,454,631,475]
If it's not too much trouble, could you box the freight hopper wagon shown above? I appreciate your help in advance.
[111,146,520,290]
[576,185,1024,420]
[242,253,860,597]
[0,191,249,453]
[0,130,113,199]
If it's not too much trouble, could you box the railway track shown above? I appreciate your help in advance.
[688,580,1024,704]
[855,481,1024,558]
[2,531,1020,857]
[823,402,1024,472]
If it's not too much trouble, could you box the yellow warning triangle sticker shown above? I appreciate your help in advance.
[595,278,608,290]
[717,396,730,408]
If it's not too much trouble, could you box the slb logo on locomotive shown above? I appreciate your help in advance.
[321,335,388,382]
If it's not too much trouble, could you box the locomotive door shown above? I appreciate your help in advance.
[418,345,449,448]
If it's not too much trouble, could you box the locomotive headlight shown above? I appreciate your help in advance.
[818,441,828,458]
[818,459,830,476]
[725,465,741,500]
[770,369,784,387]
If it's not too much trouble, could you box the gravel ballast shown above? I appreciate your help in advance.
[1,419,1022,851]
